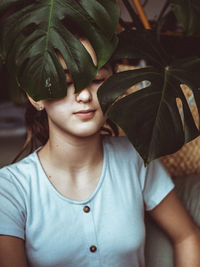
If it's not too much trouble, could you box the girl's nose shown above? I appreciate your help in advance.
[75,88,92,103]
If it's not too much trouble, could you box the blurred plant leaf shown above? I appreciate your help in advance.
[170,0,200,36]
[156,10,178,39]
[0,0,119,101]
[114,29,170,67]
[0,0,23,17]
[98,30,200,163]
[0,61,25,103]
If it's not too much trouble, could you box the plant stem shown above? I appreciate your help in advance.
[133,0,151,29]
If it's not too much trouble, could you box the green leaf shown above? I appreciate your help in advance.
[98,31,200,163]
[0,0,119,100]
[107,81,186,163]
[168,57,200,128]
[170,0,200,36]
[0,0,24,17]
[98,67,157,113]
[168,57,200,89]
[113,30,170,68]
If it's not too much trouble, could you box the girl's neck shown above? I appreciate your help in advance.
[37,133,104,201]
[38,132,103,174]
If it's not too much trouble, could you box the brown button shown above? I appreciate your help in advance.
[83,206,90,213]
[90,245,97,253]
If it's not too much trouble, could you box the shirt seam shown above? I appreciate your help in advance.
[5,168,27,222]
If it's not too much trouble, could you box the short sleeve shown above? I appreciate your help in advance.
[105,136,175,211]
[0,168,26,239]
[140,160,175,211]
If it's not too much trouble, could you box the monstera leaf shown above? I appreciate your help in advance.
[0,0,119,101]
[98,30,200,163]
[170,0,200,36]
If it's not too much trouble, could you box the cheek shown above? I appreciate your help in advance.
[97,111,108,127]
[44,104,71,124]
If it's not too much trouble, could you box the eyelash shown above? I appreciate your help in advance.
[67,78,105,86]
[93,78,105,84]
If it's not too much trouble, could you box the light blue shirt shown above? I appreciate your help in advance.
[0,136,174,267]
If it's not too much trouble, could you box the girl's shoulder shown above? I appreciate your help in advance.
[103,135,133,149]
[0,149,41,186]
[103,136,142,160]
[102,136,145,171]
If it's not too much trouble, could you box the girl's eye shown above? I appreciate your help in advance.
[93,78,105,84]
[67,78,105,86]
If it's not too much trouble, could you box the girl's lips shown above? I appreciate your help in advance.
[74,110,96,119]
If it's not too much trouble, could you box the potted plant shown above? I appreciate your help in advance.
[1,0,200,164]
[98,0,200,163]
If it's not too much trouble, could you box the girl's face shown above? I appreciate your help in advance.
[40,40,112,139]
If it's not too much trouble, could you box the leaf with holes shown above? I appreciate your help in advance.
[98,30,200,163]
[0,0,119,100]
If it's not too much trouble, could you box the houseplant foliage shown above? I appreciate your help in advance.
[171,0,200,36]
[1,0,200,164]
[98,0,200,164]
[0,0,119,100]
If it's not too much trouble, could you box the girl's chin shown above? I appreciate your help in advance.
[69,125,102,138]
[73,130,101,138]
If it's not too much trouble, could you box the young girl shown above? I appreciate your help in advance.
[0,39,199,267]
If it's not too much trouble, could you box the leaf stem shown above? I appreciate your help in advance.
[156,67,169,121]
[44,0,55,56]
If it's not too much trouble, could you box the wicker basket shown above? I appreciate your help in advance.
[161,84,200,177]
[160,136,200,177]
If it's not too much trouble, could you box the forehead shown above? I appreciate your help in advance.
[58,39,97,69]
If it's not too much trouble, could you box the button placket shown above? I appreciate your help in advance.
[81,204,100,263]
